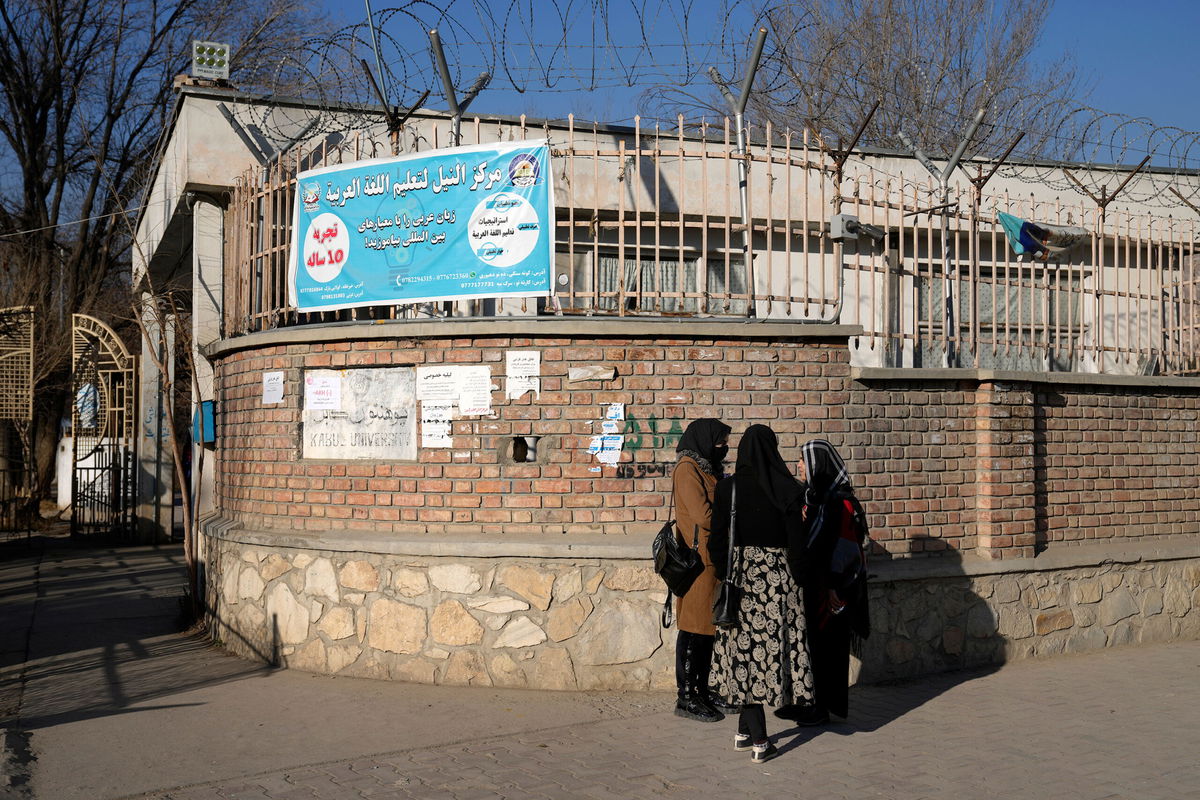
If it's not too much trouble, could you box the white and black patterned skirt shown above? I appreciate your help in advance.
[711,546,814,708]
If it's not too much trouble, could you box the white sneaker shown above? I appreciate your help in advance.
[751,741,778,763]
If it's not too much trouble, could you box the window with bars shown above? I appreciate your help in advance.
[915,263,1086,370]
[568,250,746,315]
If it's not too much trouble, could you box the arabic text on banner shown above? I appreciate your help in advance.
[287,140,555,311]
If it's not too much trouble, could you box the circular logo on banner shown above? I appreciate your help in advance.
[508,153,540,187]
[467,193,539,268]
[302,212,350,283]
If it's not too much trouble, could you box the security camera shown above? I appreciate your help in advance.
[830,213,887,243]
[858,221,887,242]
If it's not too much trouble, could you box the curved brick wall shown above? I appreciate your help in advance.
[211,322,1200,559]
[212,322,858,538]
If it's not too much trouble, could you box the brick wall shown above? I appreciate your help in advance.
[214,331,854,537]
[212,327,1200,560]
[1034,387,1200,549]
[850,375,1200,559]
[840,381,981,556]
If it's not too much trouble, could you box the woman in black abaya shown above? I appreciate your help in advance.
[708,425,813,763]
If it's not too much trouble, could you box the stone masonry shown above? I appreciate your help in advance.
[204,523,1200,688]
[206,530,675,690]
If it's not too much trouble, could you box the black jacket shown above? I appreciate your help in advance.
[708,472,807,582]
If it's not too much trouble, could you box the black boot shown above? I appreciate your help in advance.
[774,703,830,725]
[692,634,736,714]
[674,632,723,723]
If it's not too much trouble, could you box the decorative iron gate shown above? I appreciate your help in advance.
[0,307,34,539]
[71,314,137,538]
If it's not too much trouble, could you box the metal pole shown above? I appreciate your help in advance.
[429,29,461,145]
[899,109,985,367]
[364,0,390,103]
[708,27,767,317]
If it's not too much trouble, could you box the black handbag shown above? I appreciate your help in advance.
[653,520,704,598]
[652,488,705,627]
[712,483,741,628]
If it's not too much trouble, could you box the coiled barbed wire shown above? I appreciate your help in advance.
[225,0,1200,211]
[227,0,746,146]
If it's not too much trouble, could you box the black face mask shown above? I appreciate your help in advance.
[711,445,729,464]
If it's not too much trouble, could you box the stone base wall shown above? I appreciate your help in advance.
[860,554,1200,683]
[204,520,1200,690]
[204,526,675,691]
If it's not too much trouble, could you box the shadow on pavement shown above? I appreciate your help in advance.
[1,530,268,737]
[773,661,1002,756]
[773,534,1008,756]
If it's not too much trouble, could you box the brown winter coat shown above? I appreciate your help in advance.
[673,455,720,635]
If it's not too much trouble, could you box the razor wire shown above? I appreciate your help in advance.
[226,0,749,146]
[226,0,1200,212]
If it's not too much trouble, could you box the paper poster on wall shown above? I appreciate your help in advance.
[416,366,459,402]
[303,367,416,460]
[304,372,342,410]
[287,140,554,311]
[420,402,453,448]
[589,433,624,466]
[605,403,625,420]
[262,372,285,405]
[505,350,540,400]
[457,366,493,416]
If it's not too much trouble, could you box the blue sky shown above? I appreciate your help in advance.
[1039,0,1200,131]
[330,1,1200,134]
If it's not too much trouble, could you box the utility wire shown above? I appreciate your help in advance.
[0,206,142,240]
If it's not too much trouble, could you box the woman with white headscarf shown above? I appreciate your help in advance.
[776,438,871,726]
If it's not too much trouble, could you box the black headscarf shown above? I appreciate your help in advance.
[676,418,732,474]
[735,424,803,511]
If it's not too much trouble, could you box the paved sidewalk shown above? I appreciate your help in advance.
[3,533,1199,800]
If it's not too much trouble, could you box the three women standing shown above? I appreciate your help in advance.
[670,418,732,723]
[670,423,869,761]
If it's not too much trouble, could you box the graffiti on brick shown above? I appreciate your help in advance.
[625,412,684,452]
[615,463,669,479]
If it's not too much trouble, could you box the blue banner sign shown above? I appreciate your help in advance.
[288,140,554,311]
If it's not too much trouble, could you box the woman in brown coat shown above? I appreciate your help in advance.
[671,418,731,722]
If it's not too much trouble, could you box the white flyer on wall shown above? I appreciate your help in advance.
[457,366,493,416]
[304,372,342,410]
[505,350,540,400]
[416,366,459,403]
[589,433,624,465]
[262,371,285,405]
[420,403,454,448]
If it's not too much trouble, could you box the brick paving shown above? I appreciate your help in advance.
[131,640,1200,800]
[4,534,1199,800]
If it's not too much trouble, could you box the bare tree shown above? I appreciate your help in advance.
[132,285,202,609]
[651,0,1088,158]
[0,0,320,509]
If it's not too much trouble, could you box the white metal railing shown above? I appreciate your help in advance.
[225,115,1200,376]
